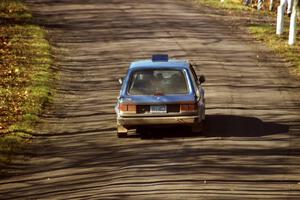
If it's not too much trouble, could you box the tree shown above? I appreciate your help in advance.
[288,0,299,45]
[276,0,293,35]
[258,0,264,10]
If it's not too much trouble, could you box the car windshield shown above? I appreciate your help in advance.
[128,69,189,95]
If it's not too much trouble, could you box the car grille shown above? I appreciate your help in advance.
[136,104,180,114]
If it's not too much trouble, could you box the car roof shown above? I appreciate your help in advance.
[129,59,190,70]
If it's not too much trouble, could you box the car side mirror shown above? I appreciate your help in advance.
[118,78,123,85]
[199,75,205,84]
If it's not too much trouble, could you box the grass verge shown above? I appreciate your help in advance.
[0,0,31,19]
[0,0,53,170]
[249,24,300,74]
[193,0,252,12]
[193,0,300,75]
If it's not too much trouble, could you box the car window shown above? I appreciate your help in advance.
[128,69,189,95]
[189,64,199,86]
[189,64,201,99]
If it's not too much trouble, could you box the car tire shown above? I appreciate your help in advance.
[191,122,204,134]
[138,127,152,139]
[117,125,128,138]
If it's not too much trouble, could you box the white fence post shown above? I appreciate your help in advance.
[244,0,252,6]
[276,0,287,35]
[270,0,274,10]
[258,0,264,10]
[288,0,298,45]
[287,0,294,15]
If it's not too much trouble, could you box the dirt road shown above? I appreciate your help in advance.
[1,0,300,199]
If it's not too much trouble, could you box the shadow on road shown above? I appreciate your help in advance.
[132,115,289,139]
[205,115,289,137]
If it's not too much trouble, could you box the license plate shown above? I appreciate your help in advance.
[150,105,167,113]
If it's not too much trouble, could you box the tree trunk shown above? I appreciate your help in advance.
[258,0,264,10]
[276,0,287,35]
[270,0,274,10]
[288,0,298,45]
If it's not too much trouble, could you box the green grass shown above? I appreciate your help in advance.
[194,0,252,12]
[249,24,300,74]
[0,0,31,19]
[194,0,278,16]
[0,1,53,169]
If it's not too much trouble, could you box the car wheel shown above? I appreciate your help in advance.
[117,125,128,138]
[138,127,152,139]
[191,122,203,134]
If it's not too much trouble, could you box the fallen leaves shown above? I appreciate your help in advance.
[0,25,37,133]
[0,0,29,19]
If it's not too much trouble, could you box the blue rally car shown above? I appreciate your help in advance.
[115,54,206,137]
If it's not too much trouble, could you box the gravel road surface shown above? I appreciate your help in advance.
[1,0,300,199]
